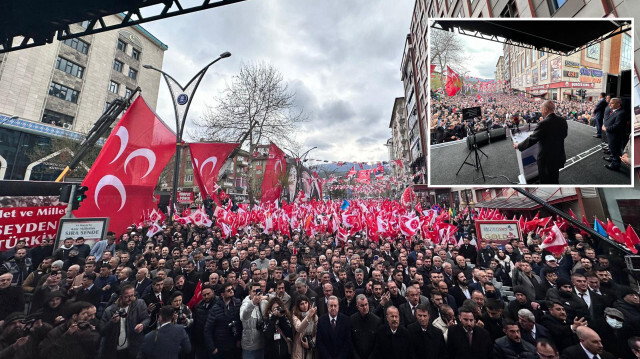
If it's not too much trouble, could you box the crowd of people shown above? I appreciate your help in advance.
[430,93,597,144]
[0,206,639,359]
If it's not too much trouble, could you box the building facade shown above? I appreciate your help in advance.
[504,27,632,101]
[495,56,505,83]
[0,14,167,180]
[389,97,412,179]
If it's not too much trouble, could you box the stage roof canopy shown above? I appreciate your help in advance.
[431,20,631,56]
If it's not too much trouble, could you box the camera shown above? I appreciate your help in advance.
[77,322,92,331]
[276,307,285,315]
[228,321,239,337]
[304,335,316,349]
[117,308,128,318]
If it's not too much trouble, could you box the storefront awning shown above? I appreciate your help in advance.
[475,193,577,210]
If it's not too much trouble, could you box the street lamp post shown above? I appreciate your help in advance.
[143,51,231,222]
[297,146,316,197]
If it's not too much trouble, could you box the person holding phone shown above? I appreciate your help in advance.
[240,282,266,359]
[291,296,318,359]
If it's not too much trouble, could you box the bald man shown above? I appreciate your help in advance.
[560,326,615,359]
[513,100,567,184]
[602,97,627,171]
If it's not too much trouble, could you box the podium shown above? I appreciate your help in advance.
[512,125,539,184]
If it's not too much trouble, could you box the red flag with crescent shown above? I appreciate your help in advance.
[445,66,462,96]
[189,142,239,202]
[73,96,176,236]
[261,142,286,203]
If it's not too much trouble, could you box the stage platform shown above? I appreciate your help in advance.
[428,121,632,186]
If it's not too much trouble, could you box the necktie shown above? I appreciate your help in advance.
[331,318,336,330]
[411,306,415,317]
[579,292,588,307]
[467,330,473,345]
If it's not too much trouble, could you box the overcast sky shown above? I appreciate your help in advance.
[141,0,414,163]
[431,26,504,79]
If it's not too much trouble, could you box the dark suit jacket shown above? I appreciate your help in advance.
[407,322,448,359]
[75,285,102,307]
[373,324,411,359]
[539,314,578,353]
[604,108,626,134]
[560,344,615,359]
[140,323,191,359]
[517,113,568,170]
[340,297,358,317]
[134,278,152,297]
[593,98,607,121]
[469,282,502,299]
[317,313,351,359]
[447,324,492,359]
[316,296,330,317]
[519,323,550,347]
[398,302,418,327]
[449,286,471,309]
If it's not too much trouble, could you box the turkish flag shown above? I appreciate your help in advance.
[73,96,176,236]
[261,142,286,203]
[399,215,420,237]
[356,170,371,184]
[189,142,238,201]
[540,224,567,255]
[625,225,639,254]
[605,219,626,244]
[445,66,462,96]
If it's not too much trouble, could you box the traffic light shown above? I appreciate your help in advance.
[59,184,73,203]
[72,186,88,210]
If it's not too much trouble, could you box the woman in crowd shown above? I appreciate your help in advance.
[263,297,293,359]
[291,296,318,359]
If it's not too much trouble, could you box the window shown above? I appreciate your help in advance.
[55,57,84,78]
[113,60,123,72]
[125,87,133,98]
[131,48,141,61]
[79,20,91,29]
[620,34,632,70]
[117,39,127,52]
[104,102,111,112]
[42,109,74,128]
[499,0,518,17]
[548,0,567,13]
[128,68,138,80]
[62,38,89,54]
[109,81,120,94]
[48,82,79,103]
[185,175,193,183]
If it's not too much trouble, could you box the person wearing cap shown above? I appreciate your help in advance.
[590,307,636,359]
[0,312,27,352]
[545,276,590,322]
[517,308,550,347]
[36,290,66,325]
[613,287,640,324]
[507,286,542,321]
[30,270,65,314]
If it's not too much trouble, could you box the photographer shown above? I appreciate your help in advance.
[140,306,191,359]
[205,282,242,359]
[39,301,99,359]
[240,282,266,359]
[263,297,293,359]
[99,284,150,359]
[169,292,193,328]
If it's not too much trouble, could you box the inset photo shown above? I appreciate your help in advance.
[428,19,633,186]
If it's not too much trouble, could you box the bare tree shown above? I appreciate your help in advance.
[430,28,468,89]
[195,62,307,204]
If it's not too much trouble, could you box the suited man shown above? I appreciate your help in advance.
[602,97,627,171]
[142,277,167,330]
[561,326,615,359]
[514,100,568,184]
[339,282,358,317]
[74,272,102,308]
[397,286,422,327]
[316,282,334,317]
[592,92,607,138]
[407,303,448,359]
[517,308,550,347]
[540,301,584,353]
[141,305,191,359]
[373,306,411,359]
[447,306,493,359]
[317,296,351,359]
[134,268,152,297]
[458,238,477,264]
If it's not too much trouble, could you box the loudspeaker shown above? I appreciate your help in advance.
[489,127,507,142]
[605,73,618,96]
[467,131,489,150]
[618,69,631,98]
[158,194,170,207]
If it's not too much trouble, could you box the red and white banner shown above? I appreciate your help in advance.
[176,191,194,204]
[261,142,286,203]
[0,206,67,251]
[189,142,238,201]
[73,96,176,236]
[356,170,371,184]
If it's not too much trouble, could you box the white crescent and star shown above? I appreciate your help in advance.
[124,148,156,178]
[199,156,218,177]
[110,127,129,164]
[94,175,126,212]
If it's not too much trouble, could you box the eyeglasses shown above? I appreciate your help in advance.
[225,288,235,293]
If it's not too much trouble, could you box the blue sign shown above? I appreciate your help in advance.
[177,94,188,105]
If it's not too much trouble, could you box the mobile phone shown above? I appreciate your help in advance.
[312,302,316,308]
[374,255,379,261]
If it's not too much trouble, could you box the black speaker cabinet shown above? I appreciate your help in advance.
[467,131,489,150]
[489,127,507,142]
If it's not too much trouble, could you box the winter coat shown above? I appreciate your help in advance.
[99,299,150,358]
[204,297,242,353]
[240,296,266,351]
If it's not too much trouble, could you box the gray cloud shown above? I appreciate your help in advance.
[142,0,413,162]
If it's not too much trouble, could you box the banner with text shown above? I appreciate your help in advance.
[0,206,67,251]
[475,220,522,245]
